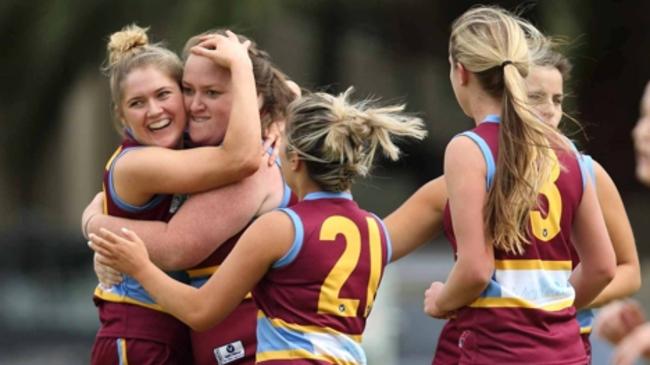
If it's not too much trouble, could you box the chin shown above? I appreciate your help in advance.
[637,167,650,187]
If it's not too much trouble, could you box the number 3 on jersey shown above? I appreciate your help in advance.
[530,151,562,241]
[318,216,383,318]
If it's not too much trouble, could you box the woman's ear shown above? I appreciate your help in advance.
[456,62,469,86]
[115,106,127,127]
[288,151,301,171]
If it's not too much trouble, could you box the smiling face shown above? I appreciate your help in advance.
[118,65,186,148]
[526,65,564,128]
[633,83,650,186]
[182,54,234,146]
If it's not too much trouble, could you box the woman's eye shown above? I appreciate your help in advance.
[129,100,143,108]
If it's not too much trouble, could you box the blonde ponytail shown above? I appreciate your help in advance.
[285,87,427,192]
[451,6,568,254]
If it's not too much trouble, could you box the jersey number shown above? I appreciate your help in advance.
[529,151,562,241]
[318,216,383,318]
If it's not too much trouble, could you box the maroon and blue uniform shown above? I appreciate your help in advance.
[571,154,597,360]
[433,115,589,365]
[252,191,391,364]
[92,134,192,365]
[187,163,296,365]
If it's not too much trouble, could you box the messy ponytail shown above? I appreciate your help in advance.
[285,87,427,192]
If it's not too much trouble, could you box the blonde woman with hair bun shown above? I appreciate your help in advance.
[88,24,265,364]
[416,5,614,364]
[88,87,426,364]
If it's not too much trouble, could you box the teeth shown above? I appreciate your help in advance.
[149,119,171,130]
[191,116,210,123]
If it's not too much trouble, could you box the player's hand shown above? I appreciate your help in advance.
[94,252,123,288]
[191,30,251,70]
[594,299,646,344]
[612,322,650,365]
[424,281,454,319]
[81,192,104,239]
[89,227,150,278]
[263,120,285,166]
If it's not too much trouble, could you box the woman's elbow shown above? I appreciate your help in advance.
[232,152,261,179]
[464,261,493,289]
[185,307,215,332]
[598,261,617,285]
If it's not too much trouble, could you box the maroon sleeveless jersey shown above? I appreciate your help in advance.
[435,116,588,365]
[251,191,391,364]
[93,134,190,357]
[186,173,297,365]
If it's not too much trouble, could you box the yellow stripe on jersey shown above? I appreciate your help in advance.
[494,259,573,271]
[580,326,592,335]
[258,312,363,343]
[188,265,252,299]
[186,265,218,278]
[470,297,574,311]
[94,286,165,312]
[256,349,360,365]
[105,146,124,170]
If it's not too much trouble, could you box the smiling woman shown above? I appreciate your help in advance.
[88,24,264,365]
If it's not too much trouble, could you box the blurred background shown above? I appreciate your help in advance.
[2,0,650,364]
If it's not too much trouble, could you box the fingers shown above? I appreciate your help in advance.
[268,145,280,166]
[120,227,141,244]
[285,80,302,98]
[94,251,113,268]
[88,234,114,257]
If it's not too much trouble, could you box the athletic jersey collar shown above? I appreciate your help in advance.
[304,191,353,201]
[483,114,501,124]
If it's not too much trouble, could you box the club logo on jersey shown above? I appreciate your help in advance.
[214,340,245,365]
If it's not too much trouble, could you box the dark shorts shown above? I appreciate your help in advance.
[91,336,193,365]
[191,298,257,365]
[581,332,592,364]
[92,301,192,365]
[432,320,461,365]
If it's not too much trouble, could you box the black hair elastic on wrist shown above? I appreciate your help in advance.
[501,60,513,69]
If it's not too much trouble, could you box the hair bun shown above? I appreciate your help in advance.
[107,24,149,67]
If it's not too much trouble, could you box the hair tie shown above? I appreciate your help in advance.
[501,60,513,69]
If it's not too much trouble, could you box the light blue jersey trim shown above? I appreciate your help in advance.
[582,154,596,188]
[577,308,595,332]
[107,147,166,213]
[480,274,503,297]
[256,314,367,364]
[459,131,495,190]
[279,184,292,208]
[271,154,293,208]
[483,114,501,123]
[273,208,304,268]
[257,316,315,353]
[370,213,392,264]
[116,338,127,365]
[304,191,353,201]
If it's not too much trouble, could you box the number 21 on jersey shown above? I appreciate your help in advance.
[318,216,383,318]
